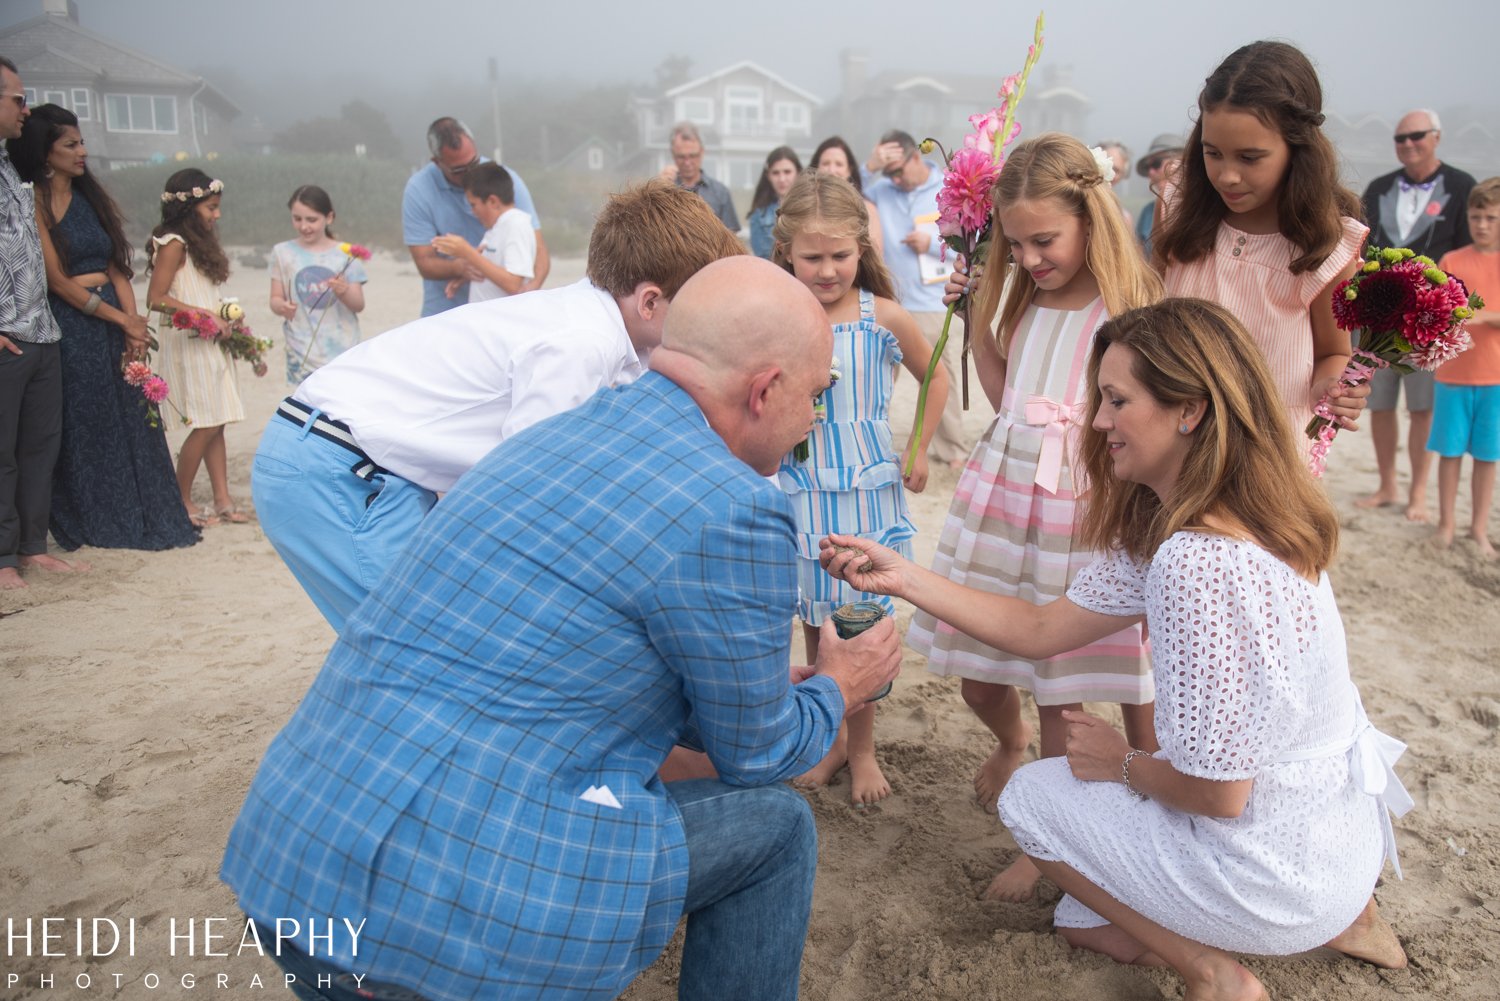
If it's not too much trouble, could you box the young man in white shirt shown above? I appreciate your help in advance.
[252,180,746,629]
[431,163,536,303]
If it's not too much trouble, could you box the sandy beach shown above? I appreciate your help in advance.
[3,250,1498,1001]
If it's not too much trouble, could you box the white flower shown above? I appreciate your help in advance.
[191,187,204,198]
[20,181,32,190]
[1088,145,1116,184]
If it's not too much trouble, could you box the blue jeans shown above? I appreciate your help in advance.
[256,779,817,1001]
[251,411,435,630]
[672,779,818,1001]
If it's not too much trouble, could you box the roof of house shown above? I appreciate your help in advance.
[665,60,821,107]
[1,12,239,115]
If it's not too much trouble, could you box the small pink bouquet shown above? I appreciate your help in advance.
[121,355,186,428]
[906,12,1044,477]
[1306,245,1483,476]
[222,321,273,378]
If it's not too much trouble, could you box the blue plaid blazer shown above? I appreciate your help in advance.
[222,372,845,1000]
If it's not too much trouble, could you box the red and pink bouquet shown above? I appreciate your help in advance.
[1306,245,1483,476]
[906,12,1044,477]
[222,321,273,378]
[171,308,223,342]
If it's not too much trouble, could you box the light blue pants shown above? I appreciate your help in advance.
[251,412,436,630]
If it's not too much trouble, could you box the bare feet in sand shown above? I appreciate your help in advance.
[794,730,848,790]
[983,855,1042,901]
[1405,492,1429,523]
[1432,521,1456,549]
[1355,488,1398,509]
[1473,529,1496,559]
[848,750,891,807]
[974,723,1031,812]
[0,566,24,590]
[1181,959,1268,1001]
[1325,897,1408,969]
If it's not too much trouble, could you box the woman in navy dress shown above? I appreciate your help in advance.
[9,105,197,550]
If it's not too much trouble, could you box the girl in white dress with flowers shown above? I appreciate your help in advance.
[822,298,1410,1001]
[147,169,246,527]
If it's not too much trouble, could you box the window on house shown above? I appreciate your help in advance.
[71,88,91,120]
[23,88,36,106]
[104,93,179,133]
[772,102,808,131]
[725,86,762,135]
[587,147,604,171]
[42,90,66,107]
[676,96,713,124]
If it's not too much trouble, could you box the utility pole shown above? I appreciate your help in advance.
[488,57,503,163]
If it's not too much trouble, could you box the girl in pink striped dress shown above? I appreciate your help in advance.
[908,134,1162,899]
[1152,41,1369,437]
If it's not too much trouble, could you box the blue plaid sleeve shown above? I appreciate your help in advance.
[645,490,844,785]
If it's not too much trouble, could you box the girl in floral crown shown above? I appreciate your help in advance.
[1152,40,1370,443]
[911,133,1162,902]
[147,167,248,527]
[772,169,949,805]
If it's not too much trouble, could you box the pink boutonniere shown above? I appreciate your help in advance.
[1426,200,1443,216]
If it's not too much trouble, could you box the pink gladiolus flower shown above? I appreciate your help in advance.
[123,361,151,386]
[142,376,169,403]
[1000,73,1020,98]
[936,146,1001,237]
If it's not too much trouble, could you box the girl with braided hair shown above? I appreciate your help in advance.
[908,133,1163,901]
[1153,40,1370,439]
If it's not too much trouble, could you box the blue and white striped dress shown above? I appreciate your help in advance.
[777,288,915,625]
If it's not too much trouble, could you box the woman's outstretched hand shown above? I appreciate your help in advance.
[819,533,908,598]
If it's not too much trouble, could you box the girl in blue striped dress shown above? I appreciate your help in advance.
[774,171,949,805]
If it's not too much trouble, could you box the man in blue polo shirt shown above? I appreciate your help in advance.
[862,129,969,465]
[402,117,551,317]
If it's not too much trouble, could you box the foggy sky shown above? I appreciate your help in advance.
[5,0,1495,155]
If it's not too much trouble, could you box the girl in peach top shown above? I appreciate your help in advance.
[1153,41,1369,436]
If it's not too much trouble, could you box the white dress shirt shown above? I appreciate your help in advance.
[296,279,643,492]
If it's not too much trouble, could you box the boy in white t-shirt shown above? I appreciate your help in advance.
[432,163,536,302]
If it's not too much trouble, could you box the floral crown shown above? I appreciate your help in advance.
[161,178,224,203]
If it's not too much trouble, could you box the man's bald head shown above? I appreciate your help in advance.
[653,257,833,474]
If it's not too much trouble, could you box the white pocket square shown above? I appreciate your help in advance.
[580,784,622,809]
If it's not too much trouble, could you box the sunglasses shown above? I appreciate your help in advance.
[439,154,482,177]
[1393,130,1434,144]
[1144,156,1169,172]
[3,92,26,110]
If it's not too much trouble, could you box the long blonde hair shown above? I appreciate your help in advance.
[1078,298,1338,576]
[973,133,1161,354]
[771,170,895,301]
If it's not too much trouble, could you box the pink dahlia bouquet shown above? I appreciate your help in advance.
[906,12,1044,477]
[1306,245,1483,476]
[170,307,223,341]
[120,352,187,428]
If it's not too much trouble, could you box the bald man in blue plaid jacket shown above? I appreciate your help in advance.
[221,258,901,1001]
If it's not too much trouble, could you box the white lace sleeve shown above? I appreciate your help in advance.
[1152,535,1304,780]
[1066,550,1148,616]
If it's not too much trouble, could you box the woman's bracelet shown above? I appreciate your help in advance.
[82,292,102,316]
[1122,749,1149,800]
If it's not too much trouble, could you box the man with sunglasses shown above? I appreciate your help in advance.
[1134,133,1184,258]
[1,56,80,591]
[860,129,971,466]
[1357,109,1476,517]
[403,117,551,317]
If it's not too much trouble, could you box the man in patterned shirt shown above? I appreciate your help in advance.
[222,257,901,1001]
[0,56,83,590]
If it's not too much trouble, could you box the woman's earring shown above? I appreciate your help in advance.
[1179,423,1191,435]
[43,166,54,179]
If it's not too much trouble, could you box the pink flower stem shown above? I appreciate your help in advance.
[297,259,356,370]
[905,301,957,478]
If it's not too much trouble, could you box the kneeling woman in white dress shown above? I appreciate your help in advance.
[822,297,1411,1001]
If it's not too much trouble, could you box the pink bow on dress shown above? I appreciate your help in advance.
[1023,395,1084,495]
